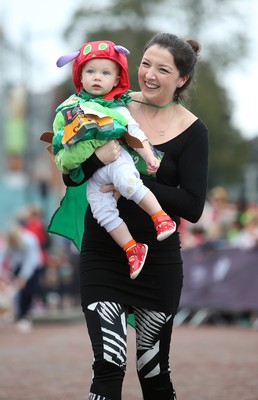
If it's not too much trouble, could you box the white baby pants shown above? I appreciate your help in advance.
[86,148,149,232]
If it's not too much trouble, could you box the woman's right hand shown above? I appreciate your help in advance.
[95,139,122,165]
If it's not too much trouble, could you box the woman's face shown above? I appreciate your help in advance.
[138,44,185,103]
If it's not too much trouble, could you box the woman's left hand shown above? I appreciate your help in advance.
[101,184,121,201]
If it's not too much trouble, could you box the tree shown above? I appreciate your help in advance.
[190,62,248,188]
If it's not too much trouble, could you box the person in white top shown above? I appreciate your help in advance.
[4,224,42,332]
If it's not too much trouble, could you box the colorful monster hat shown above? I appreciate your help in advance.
[56,40,130,100]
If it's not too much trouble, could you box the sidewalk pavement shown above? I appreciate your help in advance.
[0,308,258,400]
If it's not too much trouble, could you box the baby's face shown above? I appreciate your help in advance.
[81,58,120,96]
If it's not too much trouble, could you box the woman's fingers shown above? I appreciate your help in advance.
[95,140,121,164]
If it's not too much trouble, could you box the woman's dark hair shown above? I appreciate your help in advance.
[144,33,201,100]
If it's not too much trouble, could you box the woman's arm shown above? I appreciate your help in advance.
[62,152,104,186]
[142,125,209,223]
[62,139,122,187]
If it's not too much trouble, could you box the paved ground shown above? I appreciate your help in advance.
[0,312,258,400]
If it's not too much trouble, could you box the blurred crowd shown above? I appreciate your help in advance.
[1,186,258,332]
[0,204,80,333]
[180,186,258,251]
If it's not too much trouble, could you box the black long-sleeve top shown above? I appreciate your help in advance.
[63,119,208,313]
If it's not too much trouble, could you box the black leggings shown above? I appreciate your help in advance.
[84,302,177,400]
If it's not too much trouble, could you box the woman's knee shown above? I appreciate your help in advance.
[93,359,126,381]
[90,355,126,400]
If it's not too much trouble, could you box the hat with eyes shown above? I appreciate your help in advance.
[56,40,130,100]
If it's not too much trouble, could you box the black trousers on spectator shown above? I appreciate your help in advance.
[16,269,40,320]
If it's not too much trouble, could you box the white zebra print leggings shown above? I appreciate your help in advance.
[85,301,177,400]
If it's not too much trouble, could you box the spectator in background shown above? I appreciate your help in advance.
[16,204,50,310]
[195,186,237,244]
[179,186,240,249]
[229,212,258,250]
[0,233,16,320]
[4,224,42,333]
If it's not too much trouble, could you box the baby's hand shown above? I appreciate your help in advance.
[146,156,160,175]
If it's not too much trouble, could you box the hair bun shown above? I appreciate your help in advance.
[186,39,201,56]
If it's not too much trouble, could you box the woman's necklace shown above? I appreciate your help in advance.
[132,98,175,109]
[141,101,176,136]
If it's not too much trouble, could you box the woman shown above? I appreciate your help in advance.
[63,33,208,400]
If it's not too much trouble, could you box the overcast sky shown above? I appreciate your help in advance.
[0,0,257,139]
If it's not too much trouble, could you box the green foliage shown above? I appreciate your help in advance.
[189,62,248,188]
